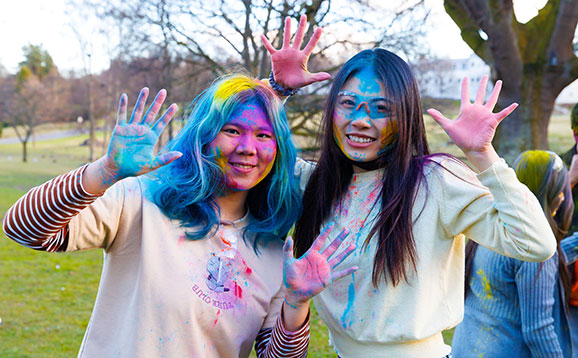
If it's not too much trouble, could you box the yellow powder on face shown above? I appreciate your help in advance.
[332,121,348,157]
[380,119,398,147]
[254,152,277,187]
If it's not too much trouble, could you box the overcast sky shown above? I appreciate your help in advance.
[0,0,548,75]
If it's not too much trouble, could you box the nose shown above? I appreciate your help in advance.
[350,104,372,130]
[235,135,256,155]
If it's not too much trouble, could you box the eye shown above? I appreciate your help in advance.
[376,104,389,113]
[339,98,356,107]
[222,127,239,135]
[375,104,391,115]
[257,133,273,139]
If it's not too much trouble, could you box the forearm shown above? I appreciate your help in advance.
[282,298,310,331]
[473,159,556,261]
[255,305,310,358]
[2,165,101,251]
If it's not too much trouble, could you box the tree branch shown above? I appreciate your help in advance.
[444,0,489,61]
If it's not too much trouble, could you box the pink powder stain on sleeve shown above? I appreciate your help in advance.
[234,281,243,299]
[177,234,187,247]
[213,309,221,327]
[241,258,253,275]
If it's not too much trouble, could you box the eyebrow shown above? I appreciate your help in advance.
[224,120,274,132]
[337,91,390,103]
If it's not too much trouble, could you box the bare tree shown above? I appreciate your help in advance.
[0,45,66,162]
[444,0,578,161]
[74,0,430,147]
[0,76,56,162]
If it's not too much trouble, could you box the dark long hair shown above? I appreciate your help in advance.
[293,49,437,287]
[464,151,574,302]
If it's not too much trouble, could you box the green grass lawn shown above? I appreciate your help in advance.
[0,112,574,357]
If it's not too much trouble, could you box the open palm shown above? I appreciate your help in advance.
[104,88,181,182]
[261,15,330,90]
[283,223,357,306]
[427,76,518,156]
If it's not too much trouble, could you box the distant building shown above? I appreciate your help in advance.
[412,55,578,105]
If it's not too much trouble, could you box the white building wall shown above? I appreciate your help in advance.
[413,55,578,104]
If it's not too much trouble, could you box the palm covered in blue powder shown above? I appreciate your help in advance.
[102,88,182,183]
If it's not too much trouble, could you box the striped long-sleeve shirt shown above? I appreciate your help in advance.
[3,165,309,358]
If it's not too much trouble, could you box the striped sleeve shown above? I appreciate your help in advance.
[254,308,310,358]
[561,232,578,264]
[2,165,102,252]
[516,255,564,357]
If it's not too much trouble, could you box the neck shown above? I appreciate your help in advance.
[216,190,249,222]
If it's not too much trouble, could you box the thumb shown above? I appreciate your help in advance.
[283,236,295,263]
[150,151,183,171]
[303,72,331,86]
[494,103,518,124]
[427,108,451,130]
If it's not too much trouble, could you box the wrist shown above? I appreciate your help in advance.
[463,146,500,173]
[269,72,299,97]
[83,157,121,194]
[284,296,309,310]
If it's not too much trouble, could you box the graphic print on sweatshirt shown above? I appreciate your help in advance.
[190,227,253,316]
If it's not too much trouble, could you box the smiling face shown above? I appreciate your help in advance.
[208,100,277,191]
[333,67,398,164]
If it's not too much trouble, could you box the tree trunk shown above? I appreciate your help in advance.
[21,140,27,162]
[444,0,578,164]
[494,74,557,163]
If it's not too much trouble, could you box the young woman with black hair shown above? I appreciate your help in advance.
[261,16,557,357]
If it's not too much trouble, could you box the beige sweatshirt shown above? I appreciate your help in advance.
[295,157,556,358]
[66,177,286,358]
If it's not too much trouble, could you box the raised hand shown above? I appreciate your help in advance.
[427,76,518,171]
[283,223,358,307]
[102,88,181,183]
[261,14,330,90]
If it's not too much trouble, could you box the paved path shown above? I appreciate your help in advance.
[0,129,88,145]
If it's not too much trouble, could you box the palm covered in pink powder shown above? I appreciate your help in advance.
[261,15,331,90]
[427,77,518,158]
[283,223,358,306]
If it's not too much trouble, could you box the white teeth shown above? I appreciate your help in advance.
[232,163,252,169]
[348,135,374,144]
